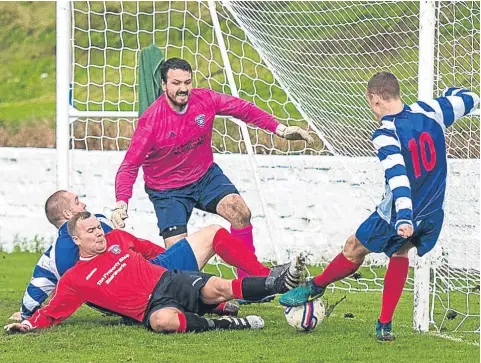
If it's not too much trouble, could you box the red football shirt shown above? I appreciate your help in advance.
[24,230,167,329]
[115,88,279,202]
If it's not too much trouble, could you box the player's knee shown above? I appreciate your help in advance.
[196,225,222,250]
[239,209,252,226]
[235,200,252,225]
[205,224,223,236]
[219,194,251,227]
[231,207,251,227]
[164,233,188,248]
[201,277,230,304]
[213,278,232,299]
[343,235,358,255]
[150,310,180,333]
[343,235,369,264]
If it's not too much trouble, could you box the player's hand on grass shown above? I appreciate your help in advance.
[8,312,21,321]
[397,223,413,238]
[275,124,314,145]
[4,323,31,335]
[111,201,128,228]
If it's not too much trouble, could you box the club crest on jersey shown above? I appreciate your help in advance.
[195,114,206,127]
[108,245,121,255]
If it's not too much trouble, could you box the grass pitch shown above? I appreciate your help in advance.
[0,252,478,363]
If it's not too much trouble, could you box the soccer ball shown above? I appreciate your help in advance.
[284,299,325,332]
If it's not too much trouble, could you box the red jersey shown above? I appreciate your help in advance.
[24,230,166,329]
[115,88,279,202]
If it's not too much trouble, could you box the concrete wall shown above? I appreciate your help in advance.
[0,147,478,269]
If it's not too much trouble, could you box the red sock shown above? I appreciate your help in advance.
[231,278,244,299]
[379,256,409,324]
[230,225,255,278]
[176,312,187,333]
[313,253,361,287]
[213,228,270,277]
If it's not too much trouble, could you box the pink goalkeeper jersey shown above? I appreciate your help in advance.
[115,88,279,203]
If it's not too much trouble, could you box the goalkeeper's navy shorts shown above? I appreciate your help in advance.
[145,163,239,239]
[143,270,216,329]
[356,209,444,257]
[149,238,199,272]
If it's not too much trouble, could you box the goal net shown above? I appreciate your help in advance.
[65,1,479,333]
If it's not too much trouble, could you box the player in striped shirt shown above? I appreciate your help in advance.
[280,72,479,341]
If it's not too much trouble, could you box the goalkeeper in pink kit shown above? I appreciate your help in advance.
[112,58,313,277]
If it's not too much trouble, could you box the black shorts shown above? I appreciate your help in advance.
[143,270,215,329]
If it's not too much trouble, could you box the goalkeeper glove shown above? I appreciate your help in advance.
[275,124,314,145]
[111,201,128,229]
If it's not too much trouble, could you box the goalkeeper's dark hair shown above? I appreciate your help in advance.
[161,58,192,83]
[367,72,400,100]
[45,190,71,228]
[67,211,92,237]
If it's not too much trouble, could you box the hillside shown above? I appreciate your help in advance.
[0,2,478,155]
[0,2,56,146]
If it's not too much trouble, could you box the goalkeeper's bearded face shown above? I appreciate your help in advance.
[162,69,192,109]
[72,215,107,256]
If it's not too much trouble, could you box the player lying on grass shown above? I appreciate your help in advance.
[10,190,301,321]
[112,57,313,278]
[5,211,298,334]
[280,72,479,341]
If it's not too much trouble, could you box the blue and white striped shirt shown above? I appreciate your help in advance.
[20,214,112,319]
[373,88,479,229]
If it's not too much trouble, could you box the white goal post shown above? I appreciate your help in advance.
[56,1,480,334]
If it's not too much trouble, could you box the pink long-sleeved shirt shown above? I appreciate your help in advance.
[115,88,279,203]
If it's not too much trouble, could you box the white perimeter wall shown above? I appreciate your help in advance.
[0,147,478,270]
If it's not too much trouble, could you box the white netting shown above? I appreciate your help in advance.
[430,1,480,333]
[225,0,480,333]
[69,1,479,332]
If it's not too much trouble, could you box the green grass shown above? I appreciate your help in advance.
[0,252,478,363]
[0,97,55,127]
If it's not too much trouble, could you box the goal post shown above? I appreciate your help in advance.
[414,0,437,333]
[56,0,70,190]
[56,1,480,334]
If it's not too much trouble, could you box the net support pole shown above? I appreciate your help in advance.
[413,0,436,333]
[208,0,282,263]
[56,1,71,189]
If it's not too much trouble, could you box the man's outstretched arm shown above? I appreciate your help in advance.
[210,90,313,144]
[412,87,480,129]
[5,276,83,334]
